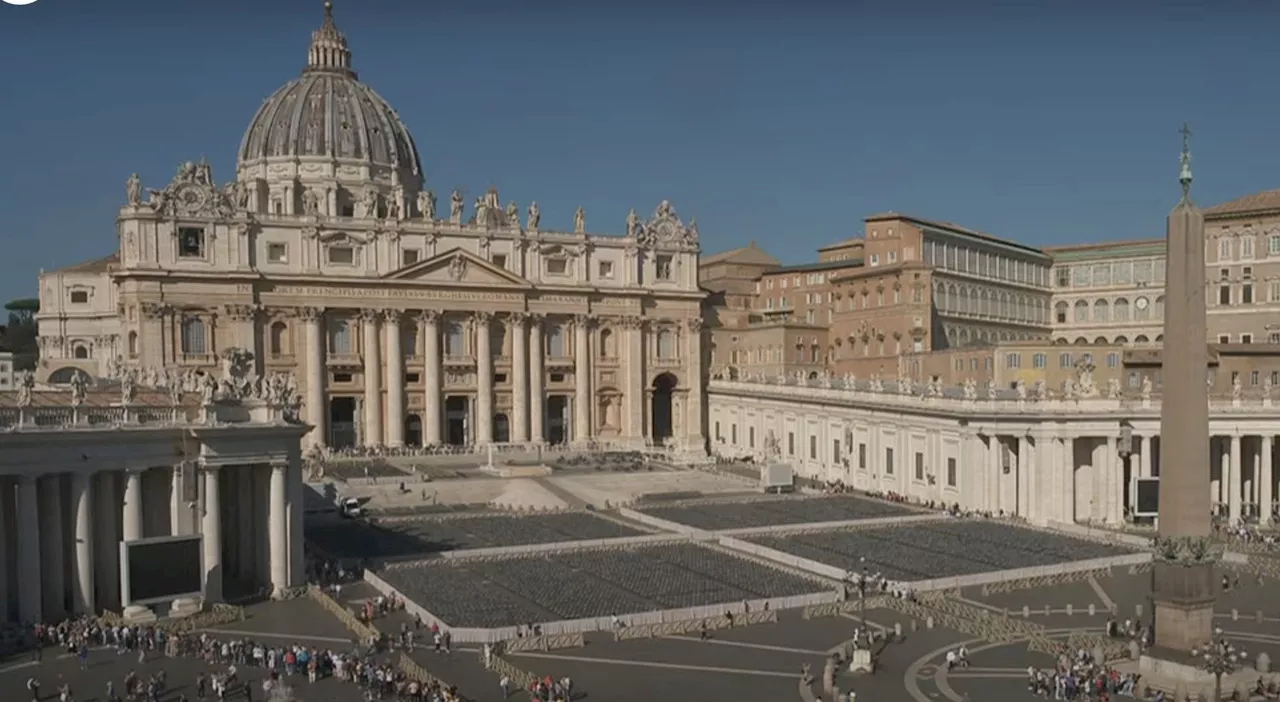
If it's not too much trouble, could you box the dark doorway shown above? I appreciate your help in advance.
[652,373,677,443]
[445,396,469,446]
[546,395,569,445]
[405,414,422,447]
[329,397,356,448]
[494,414,510,443]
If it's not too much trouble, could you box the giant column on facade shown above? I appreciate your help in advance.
[383,310,405,447]
[1151,127,1216,652]
[475,312,494,445]
[573,314,593,444]
[422,311,442,446]
[300,307,326,449]
[528,314,546,443]
[360,309,383,447]
[510,313,530,443]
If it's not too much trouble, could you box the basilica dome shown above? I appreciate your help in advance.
[236,2,422,187]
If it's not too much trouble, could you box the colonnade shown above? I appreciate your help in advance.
[1125,433,1277,526]
[0,462,303,624]
[297,307,703,451]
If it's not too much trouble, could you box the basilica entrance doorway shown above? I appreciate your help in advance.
[651,373,677,443]
[494,413,510,443]
[445,396,469,446]
[546,395,568,445]
[404,414,422,447]
[329,397,356,448]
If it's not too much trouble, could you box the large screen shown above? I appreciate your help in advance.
[1135,477,1159,517]
[121,535,204,605]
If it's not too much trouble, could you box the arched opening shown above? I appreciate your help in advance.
[48,367,90,385]
[127,331,138,356]
[807,371,819,380]
[651,373,677,443]
[404,414,422,447]
[269,322,287,357]
[73,345,90,359]
[493,413,510,443]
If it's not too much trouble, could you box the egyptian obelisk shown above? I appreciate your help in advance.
[1152,124,1216,652]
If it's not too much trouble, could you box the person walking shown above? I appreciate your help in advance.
[26,676,40,702]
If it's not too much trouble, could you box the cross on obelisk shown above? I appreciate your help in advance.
[1152,123,1219,652]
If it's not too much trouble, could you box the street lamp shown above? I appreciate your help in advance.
[1191,626,1245,702]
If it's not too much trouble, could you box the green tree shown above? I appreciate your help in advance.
[3,297,39,371]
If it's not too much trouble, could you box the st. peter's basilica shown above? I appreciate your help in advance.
[36,2,708,455]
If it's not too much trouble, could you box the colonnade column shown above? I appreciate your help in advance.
[625,317,645,443]
[475,312,494,445]
[360,309,383,447]
[1017,435,1031,521]
[16,476,41,624]
[121,469,146,618]
[1107,435,1123,525]
[1229,433,1242,524]
[269,461,288,596]
[93,472,119,611]
[288,458,304,587]
[38,475,64,620]
[685,318,705,450]
[1262,435,1274,526]
[510,313,529,443]
[573,314,592,444]
[70,473,95,615]
[202,466,222,603]
[384,310,405,447]
[529,315,546,443]
[300,307,326,449]
[422,311,442,446]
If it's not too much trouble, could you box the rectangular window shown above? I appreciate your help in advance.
[832,439,841,464]
[400,249,420,266]
[1242,334,1253,344]
[884,447,894,475]
[1242,284,1254,304]
[598,260,614,278]
[69,290,89,304]
[1060,353,1073,368]
[1107,352,1119,368]
[267,243,288,263]
[178,227,206,258]
[492,253,507,269]
[788,432,795,456]
[947,457,957,487]
[749,426,755,448]
[1218,334,1231,344]
[331,372,353,383]
[1005,353,1020,369]
[1219,285,1231,305]
[546,258,568,275]
[656,255,674,280]
[714,421,721,441]
[1251,370,1260,385]
[858,443,867,470]
[327,246,355,265]
[914,451,925,481]
[1033,353,1046,369]
[731,424,737,444]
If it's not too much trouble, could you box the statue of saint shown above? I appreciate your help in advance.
[418,190,436,220]
[574,206,586,233]
[126,173,142,206]
[527,201,541,229]
[626,208,640,237]
[449,189,464,223]
[360,188,379,218]
[301,189,320,215]
[505,201,519,226]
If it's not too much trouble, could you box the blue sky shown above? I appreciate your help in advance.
[1,0,1277,303]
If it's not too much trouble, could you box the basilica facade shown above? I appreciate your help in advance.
[37,4,708,454]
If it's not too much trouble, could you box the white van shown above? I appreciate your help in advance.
[339,497,363,518]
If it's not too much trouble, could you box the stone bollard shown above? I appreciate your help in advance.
[1232,608,1239,621]
[1258,652,1272,674]
[1089,604,1096,616]
[1066,604,1073,616]
[1128,640,1140,660]
[926,616,934,630]
[894,622,903,639]
[1023,606,1031,618]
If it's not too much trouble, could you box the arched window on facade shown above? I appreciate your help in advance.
[73,344,90,359]
[269,321,287,357]
[181,317,207,355]
[599,328,616,358]
[127,331,138,357]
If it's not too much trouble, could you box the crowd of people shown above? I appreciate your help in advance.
[1026,648,1142,700]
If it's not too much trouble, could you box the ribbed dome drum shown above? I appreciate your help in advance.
[236,2,422,185]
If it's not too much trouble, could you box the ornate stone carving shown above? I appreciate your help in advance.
[1140,376,1153,400]
[527,201,540,229]
[1015,380,1028,400]
[620,315,645,330]
[1075,360,1099,398]
[358,308,381,324]
[380,309,402,324]
[16,371,34,408]
[1232,375,1243,399]
[635,200,698,248]
[473,310,495,325]
[418,190,437,220]
[147,159,235,218]
[449,189,464,224]
[1152,535,1224,567]
[126,173,142,206]
[296,306,324,322]
[574,207,586,234]
[963,377,978,400]
[685,318,703,333]
[448,254,468,281]
[359,188,380,219]
[507,311,528,327]
[573,313,596,329]
[69,371,89,407]
[1106,378,1123,399]
[898,375,913,395]
[418,309,441,324]
[140,302,170,319]
[1032,380,1047,401]
[223,303,260,321]
[985,379,998,400]
[301,188,320,216]
[120,368,137,405]
[763,430,781,460]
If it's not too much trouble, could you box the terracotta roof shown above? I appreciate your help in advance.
[700,241,780,267]
[1204,189,1280,218]
[864,211,1048,257]
[50,253,119,275]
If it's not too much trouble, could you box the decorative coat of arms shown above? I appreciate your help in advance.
[447,254,468,281]
[147,159,236,219]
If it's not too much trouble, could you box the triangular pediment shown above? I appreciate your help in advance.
[384,247,532,288]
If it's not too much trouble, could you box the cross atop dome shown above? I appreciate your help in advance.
[306,1,355,78]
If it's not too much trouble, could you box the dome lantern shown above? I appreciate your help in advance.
[306,2,355,78]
